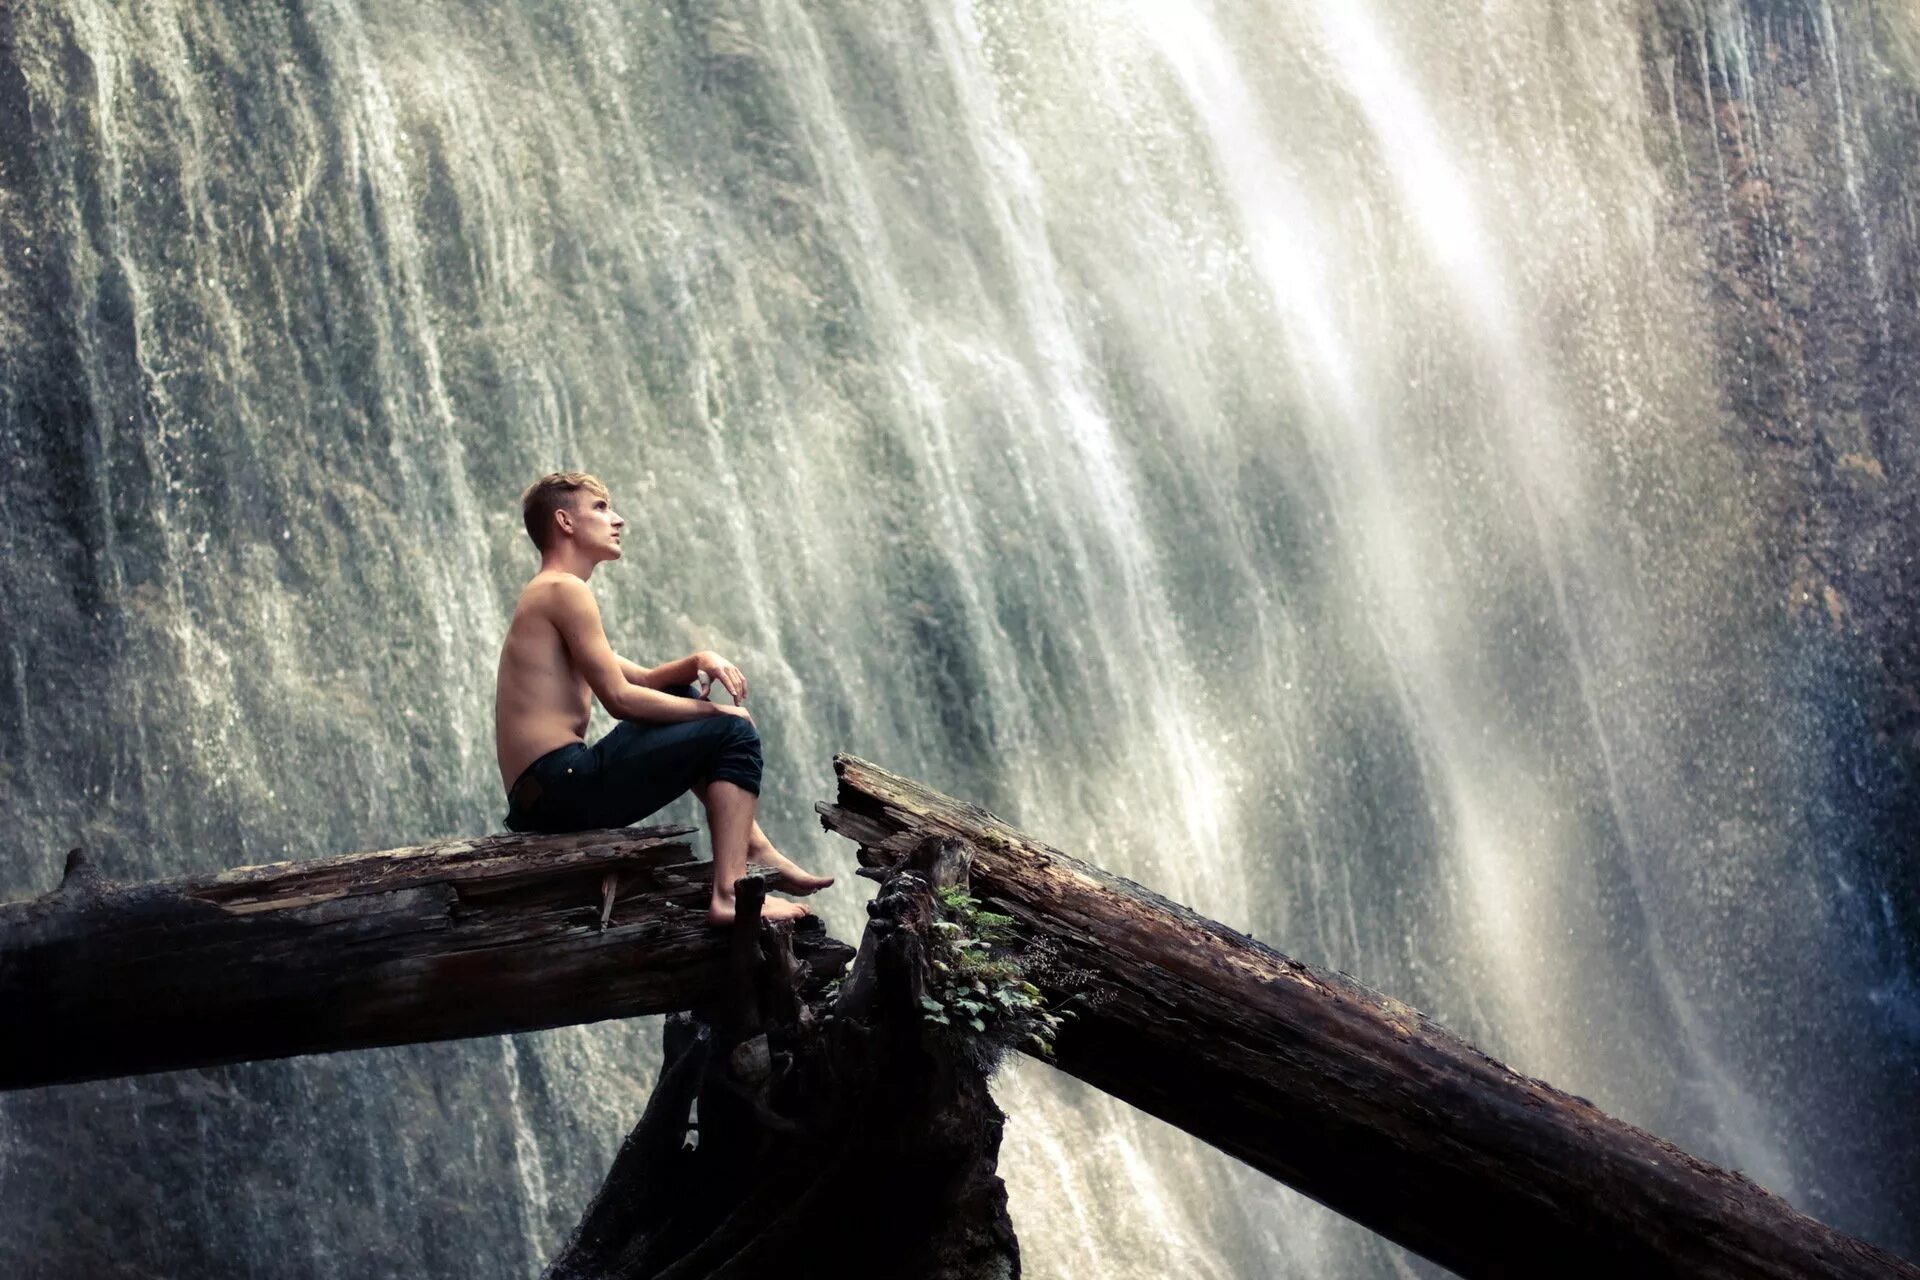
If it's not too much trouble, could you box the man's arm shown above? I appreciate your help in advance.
[545,581,729,724]
[622,650,750,703]
[621,653,701,691]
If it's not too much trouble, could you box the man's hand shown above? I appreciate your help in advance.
[695,650,748,704]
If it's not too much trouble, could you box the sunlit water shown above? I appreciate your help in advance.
[1,1,1914,1275]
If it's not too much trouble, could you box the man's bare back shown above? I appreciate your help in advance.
[495,571,601,793]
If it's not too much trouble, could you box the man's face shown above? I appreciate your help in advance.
[562,490,625,560]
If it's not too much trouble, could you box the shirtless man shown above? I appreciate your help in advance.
[494,471,832,924]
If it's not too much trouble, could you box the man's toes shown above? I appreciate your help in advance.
[777,871,833,896]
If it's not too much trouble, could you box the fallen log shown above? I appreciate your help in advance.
[1,828,853,1090]
[817,753,1918,1280]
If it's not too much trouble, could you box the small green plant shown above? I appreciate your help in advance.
[918,882,1072,1070]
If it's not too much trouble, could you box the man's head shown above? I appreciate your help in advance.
[521,471,623,562]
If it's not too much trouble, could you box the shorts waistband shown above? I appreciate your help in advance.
[506,741,586,809]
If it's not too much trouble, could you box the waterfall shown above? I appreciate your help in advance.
[1,0,1914,1275]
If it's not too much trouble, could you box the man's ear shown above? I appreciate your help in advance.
[554,507,574,539]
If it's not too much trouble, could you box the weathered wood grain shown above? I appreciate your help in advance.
[545,832,1018,1280]
[2,829,852,1090]
[817,753,1918,1280]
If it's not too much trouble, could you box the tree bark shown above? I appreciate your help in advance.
[10,759,1909,1278]
[816,753,1918,1280]
[0,829,853,1090]
[546,847,1020,1280]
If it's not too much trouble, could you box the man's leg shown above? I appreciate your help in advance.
[569,687,830,921]
[701,778,813,924]
[691,778,835,898]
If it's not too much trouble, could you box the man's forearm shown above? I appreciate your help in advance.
[615,680,722,723]
[621,653,702,690]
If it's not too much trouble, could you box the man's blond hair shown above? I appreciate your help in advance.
[521,471,610,551]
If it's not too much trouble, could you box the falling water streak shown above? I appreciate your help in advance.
[1309,0,1607,1040]
[1695,28,1738,239]
[1,1,1913,1274]
[1813,0,1892,341]
[931,0,1234,906]
[757,0,1237,903]
[684,340,789,678]
[6,643,28,759]
[1659,51,1695,186]
[1727,8,1802,301]
[762,0,1039,785]
[500,1039,556,1274]
[62,4,130,605]
[54,5,251,866]
[1310,0,1784,1187]
[317,0,503,798]
[0,439,29,759]
[1127,0,1568,1058]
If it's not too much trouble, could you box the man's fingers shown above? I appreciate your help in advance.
[701,656,747,704]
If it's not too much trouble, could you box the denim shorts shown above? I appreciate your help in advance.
[502,684,762,834]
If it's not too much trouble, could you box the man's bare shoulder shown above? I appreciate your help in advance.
[514,570,595,617]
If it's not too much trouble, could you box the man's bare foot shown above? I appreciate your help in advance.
[707,895,811,926]
[746,836,836,896]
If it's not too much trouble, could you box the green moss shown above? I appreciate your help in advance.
[919,883,1072,1069]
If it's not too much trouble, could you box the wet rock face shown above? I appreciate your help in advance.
[1647,3,1920,742]
[1644,1,1920,993]
[1,0,1918,1276]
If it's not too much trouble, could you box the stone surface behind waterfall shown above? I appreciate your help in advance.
[0,2,1914,1277]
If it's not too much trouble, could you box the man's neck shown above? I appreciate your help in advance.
[539,547,599,581]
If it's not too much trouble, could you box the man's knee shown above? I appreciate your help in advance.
[705,715,762,795]
[719,717,761,766]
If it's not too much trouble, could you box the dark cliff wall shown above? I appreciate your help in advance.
[1646,0,1920,1013]
[0,0,1915,1275]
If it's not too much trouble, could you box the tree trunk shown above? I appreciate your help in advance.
[815,753,1918,1280]
[545,846,1020,1280]
[9,760,1909,1278]
[0,829,852,1090]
